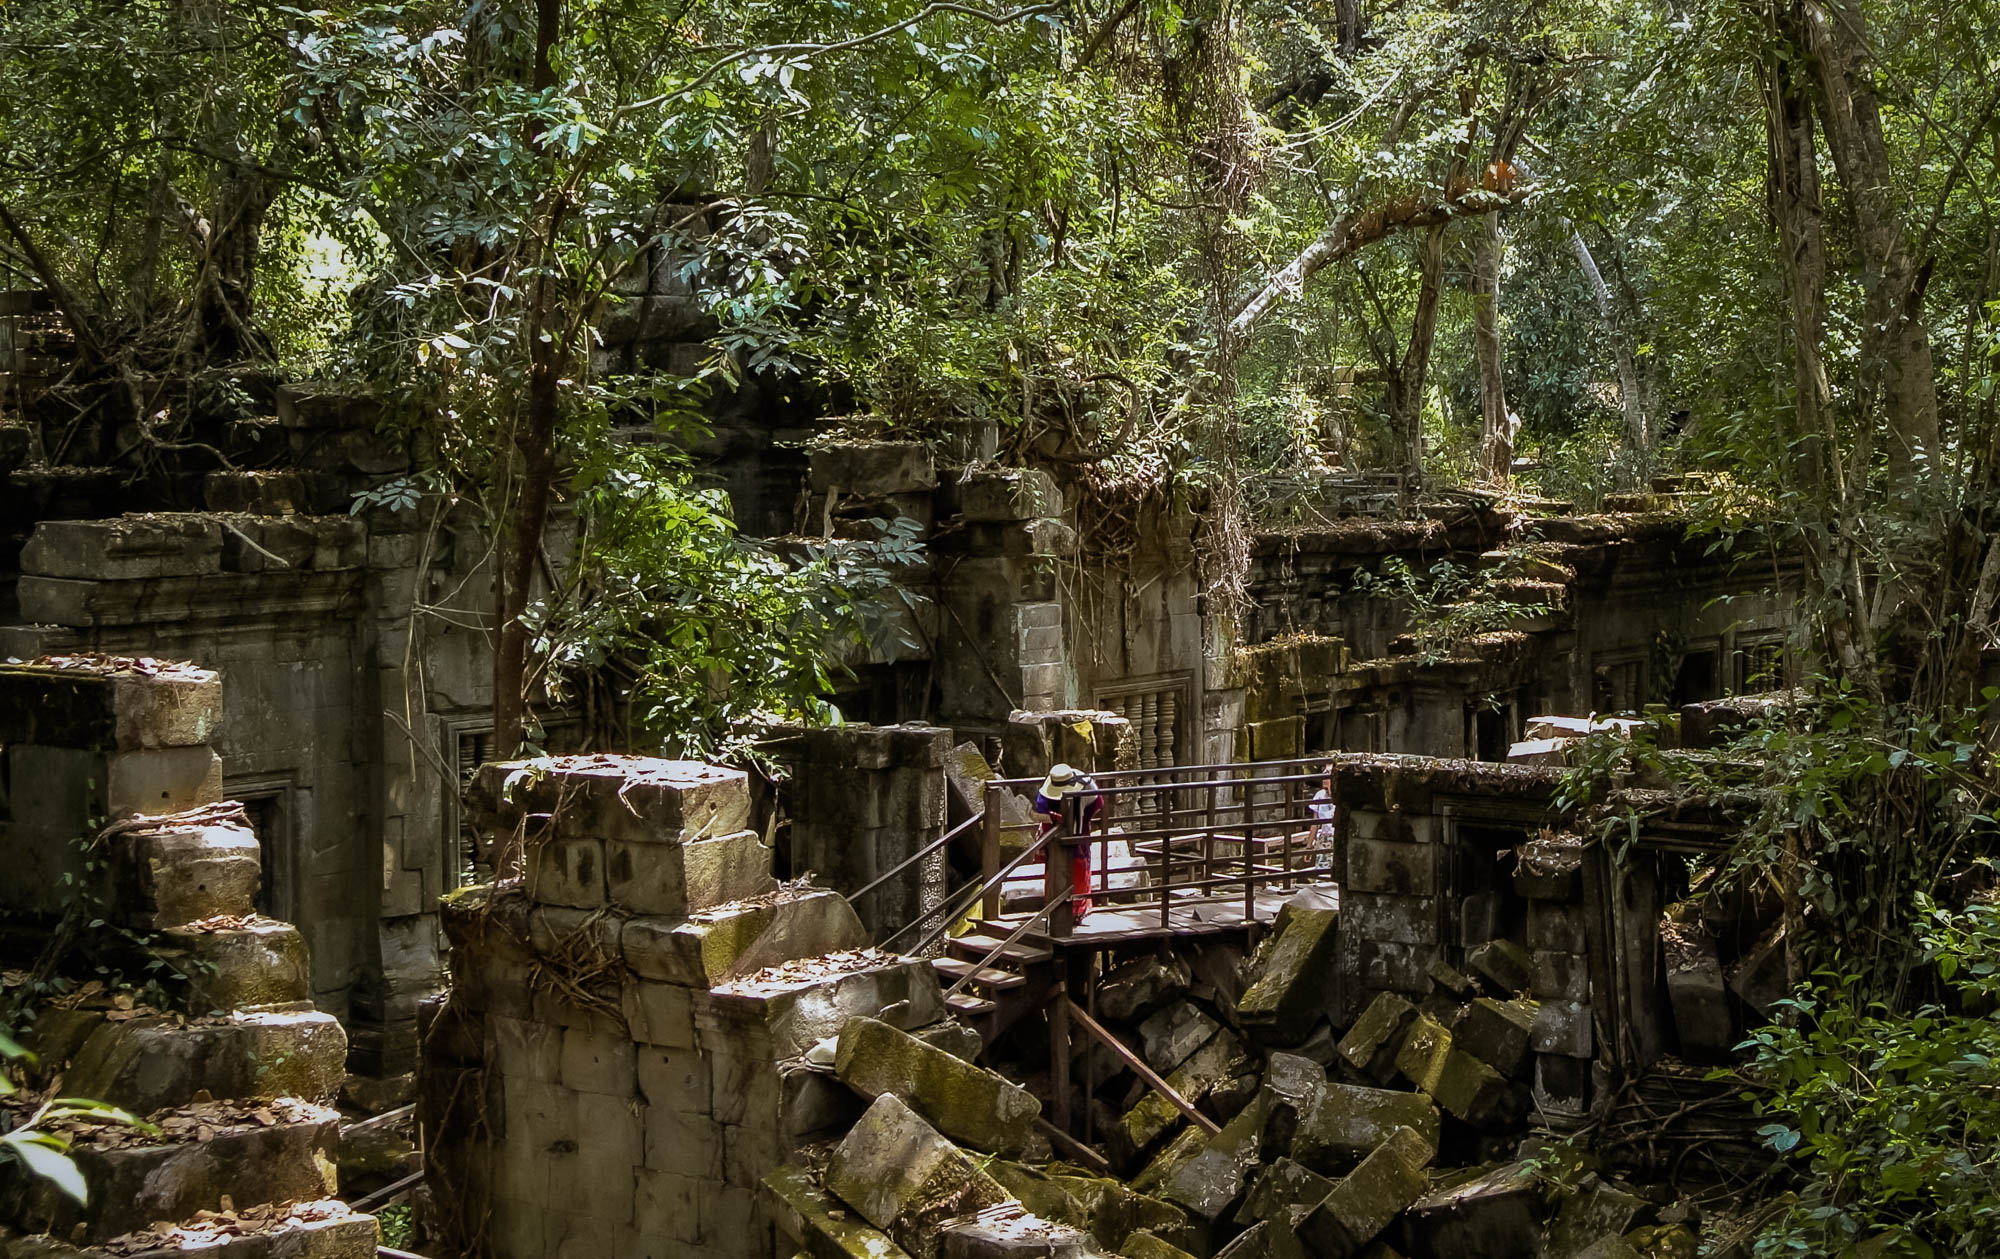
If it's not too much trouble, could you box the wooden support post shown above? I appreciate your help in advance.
[982,783,1002,922]
[1068,999,1221,1136]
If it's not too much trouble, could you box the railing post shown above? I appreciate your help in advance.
[1049,794,1079,939]
[982,783,1002,923]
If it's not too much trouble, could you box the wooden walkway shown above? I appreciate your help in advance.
[984,882,1337,946]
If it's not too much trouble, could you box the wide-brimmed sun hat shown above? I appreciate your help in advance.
[1040,763,1081,798]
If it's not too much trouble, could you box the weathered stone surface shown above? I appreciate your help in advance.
[29,1102,341,1241]
[1140,1003,1221,1075]
[1345,838,1434,896]
[1130,1125,1207,1198]
[763,1163,914,1259]
[958,468,1059,522]
[835,1016,1040,1155]
[1664,925,1732,1061]
[1727,921,1790,1017]
[823,1094,1010,1250]
[1161,1093,1267,1220]
[707,955,946,1059]
[478,755,753,846]
[909,1020,984,1062]
[1120,1232,1201,1259]
[1453,998,1536,1077]
[1215,1220,1306,1259]
[61,1009,344,1112]
[0,659,222,751]
[1527,903,1590,953]
[1398,1161,1544,1259]
[108,818,260,929]
[1530,1001,1594,1058]
[1427,959,1479,1001]
[1260,1051,1325,1158]
[1573,1239,1644,1259]
[1466,939,1533,994]
[21,515,223,580]
[1298,1126,1433,1258]
[1428,1049,1519,1132]
[603,828,775,916]
[1238,1157,1335,1228]
[811,440,936,495]
[939,1207,1094,1259]
[1393,1013,1454,1095]
[1339,993,1419,1084]
[158,917,312,1010]
[72,1203,379,1259]
[1293,1082,1440,1175]
[1121,1030,1245,1151]
[1532,950,1591,1003]
[621,888,869,986]
[526,834,607,908]
[1238,904,1340,1044]
[1547,1175,1651,1259]
[1097,955,1192,1023]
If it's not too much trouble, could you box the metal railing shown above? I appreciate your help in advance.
[977,756,1337,936]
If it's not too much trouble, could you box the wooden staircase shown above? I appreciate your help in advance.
[934,927,1055,1047]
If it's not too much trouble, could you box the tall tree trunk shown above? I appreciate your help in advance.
[1472,214,1510,483]
[1803,0,1940,498]
[1569,228,1649,461]
[492,0,565,756]
[1397,223,1447,493]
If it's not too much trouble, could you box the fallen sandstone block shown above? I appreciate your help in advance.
[1120,1231,1201,1259]
[1161,1093,1268,1221]
[1466,938,1534,994]
[1546,1173,1652,1259]
[1140,1002,1222,1075]
[835,1015,1040,1155]
[1237,1156,1335,1228]
[1338,992,1419,1084]
[939,1204,1096,1259]
[1121,1029,1246,1152]
[1452,997,1538,1077]
[1298,1126,1434,1258]
[763,1162,914,1259]
[1237,903,1341,1043]
[1260,1050,1326,1158]
[1398,1161,1544,1259]
[1293,1082,1440,1175]
[823,1094,1011,1255]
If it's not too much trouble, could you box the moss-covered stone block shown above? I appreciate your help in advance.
[1238,905,1340,1044]
[823,1094,1011,1253]
[762,1163,913,1259]
[1293,1082,1440,1176]
[835,1015,1039,1155]
[1338,992,1419,1083]
[1298,1126,1432,1258]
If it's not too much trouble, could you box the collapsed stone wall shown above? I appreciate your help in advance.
[423,754,964,1259]
[0,656,374,1257]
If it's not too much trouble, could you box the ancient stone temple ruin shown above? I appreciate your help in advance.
[0,326,1814,1257]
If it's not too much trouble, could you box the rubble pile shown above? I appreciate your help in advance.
[764,891,1704,1259]
[0,657,372,1257]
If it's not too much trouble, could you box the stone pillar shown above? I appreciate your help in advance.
[425,754,953,1259]
[784,723,950,939]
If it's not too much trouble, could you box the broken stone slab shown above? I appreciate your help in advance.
[1530,1001,1595,1058]
[0,658,222,752]
[63,1008,345,1112]
[1237,902,1341,1044]
[1452,998,1537,1077]
[1293,1082,1440,1175]
[939,1205,1096,1259]
[762,1163,914,1259]
[1121,1029,1246,1152]
[835,1015,1040,1155]
[1427,959,1480,1001]
[1260,1051,1325,1158]
[1238,1157,1335,1228]
[602,826,776,916]
[1120,1231,1202,1259]
[1466,938,1533,995]
[621,886,870,987]
[1397,1161,1545,1259]
[1140,1003,1221,1075]
[822,1094,1011,1252]
[909,1019,985,1062]
[1215,1220,1306,1259]
[1394,1015,1518,1131]
[1338,992,1419,1084]
[476,755,752,847]
[990,1160,1192,1252]
[1663,922,1733,1061]
[105,815,261,930]
[704,953,947,1060]
[1297,1126,1433,1258]
[68,1202,379,1259]
[1727,921,1791,1017]
[157,916,312,1011]
[20,515,223,581]
[1393,1013,1454,1094]
[1546,1174,1652,1259]
[1160,1091,1268,1221]
[1097,955,1193,1023]
[24,1101,341,1242]
[1130,1125,1208,1198]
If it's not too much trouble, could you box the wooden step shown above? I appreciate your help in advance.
[945,992,999,1017]
[948,932,1052,965]
[930,957,1027,990]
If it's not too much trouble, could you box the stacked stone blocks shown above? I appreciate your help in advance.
[427,754,955,1259]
